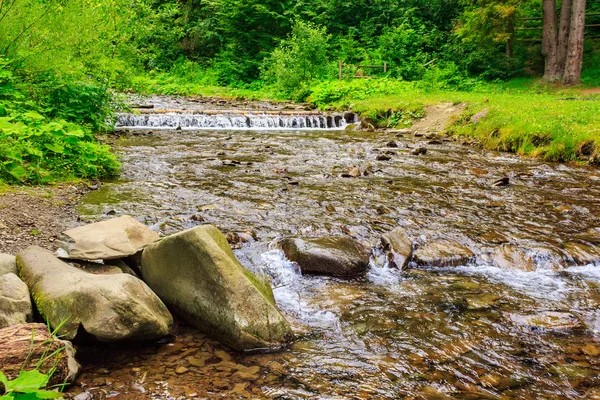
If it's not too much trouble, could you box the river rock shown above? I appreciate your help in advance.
[0,253,17,276]
[0,273,32,328]
[0,323,81,386]
[492,244,536,272]
[563,242,600,265]
[58,215,159,260]
[413,240,474,267]
[279,236,370,277]
[141,225,291,351]
[17,246,172,341]
[510,311,584,331]
[381,228,413,269]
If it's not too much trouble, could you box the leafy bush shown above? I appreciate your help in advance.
[307,79,413,108]
[262,21,330,99]
[0,109,119,184]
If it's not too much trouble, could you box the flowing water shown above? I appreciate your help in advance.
[70,105,600,399]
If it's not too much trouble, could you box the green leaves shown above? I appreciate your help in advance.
[0,371,62,400]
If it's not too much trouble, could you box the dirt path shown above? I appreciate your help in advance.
[0,185,87,255]
[408,102,466,135]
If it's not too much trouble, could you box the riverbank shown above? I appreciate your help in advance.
[129,75,600,163]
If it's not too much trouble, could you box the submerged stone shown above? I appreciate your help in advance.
[0,273,32,328]
[510,311,584,331]
[17,246,172,341]
[412,240,474,267]
[141,225,291,351]
[563,241,600,265]
[58,215,159,260]
[279,236,370,277]
[492,244,536,272]
[380,227,413,269]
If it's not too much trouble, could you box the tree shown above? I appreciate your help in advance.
[542,0,587,84]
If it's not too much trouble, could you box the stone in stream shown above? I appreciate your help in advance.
[562,241,600,265]
[492,244,536,272]
[279,236,370,278]
[0,253,17,276]
[57,215,159,260]
[141,225,291,351]
[0,273,32,328]
[17,246,173,341]
[0,323,81,386]
[380,228,413,269]
[412,240,474,267]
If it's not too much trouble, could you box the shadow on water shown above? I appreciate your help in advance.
[71,126,600,399]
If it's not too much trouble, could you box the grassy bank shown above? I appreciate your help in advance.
[307,79,600,163]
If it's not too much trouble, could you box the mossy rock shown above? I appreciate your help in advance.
[17,246,173,341]
[141,225,291,351]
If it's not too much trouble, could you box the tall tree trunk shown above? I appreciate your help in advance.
[557,0,573,73]
[542,0,560,81]
[563,0,586,85]
[506,14,515,58]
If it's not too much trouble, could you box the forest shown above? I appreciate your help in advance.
[0,0,599,184]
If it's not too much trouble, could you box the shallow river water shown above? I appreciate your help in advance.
[70,120,600,399]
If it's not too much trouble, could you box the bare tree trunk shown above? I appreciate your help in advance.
[557,0,573,73]
[542,0,560,81]
[563,0,586,85]
[506,14,515,58]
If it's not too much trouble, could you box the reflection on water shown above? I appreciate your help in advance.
[72,127,600,399]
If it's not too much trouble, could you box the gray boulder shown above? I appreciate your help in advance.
[279,236,370,277]
[492,244,536,272]
[141,225,291,351]
[381,228,413,269]
[0,253,17,276]
[58,215,159,260]
[0,273,32,328]
[17,246,172,341]
[413,240,474,267]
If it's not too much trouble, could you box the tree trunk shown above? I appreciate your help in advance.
[563,0,586,85]
[0,323,81,387]
[506,14,515,58]
[542,0,560,81]
[557,0,573,73]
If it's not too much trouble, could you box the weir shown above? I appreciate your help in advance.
[116,111,356,130]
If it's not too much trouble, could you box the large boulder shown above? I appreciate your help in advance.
[0,273,32,328]
[0,323,81,386]
[0,253,17,276]
[141,225,291,351]
[381,228,413,269]
[58,215,159,260]
[279,236,370,277]
[492,244,536,272]
[413,240,474,267]
[17,246,172,341]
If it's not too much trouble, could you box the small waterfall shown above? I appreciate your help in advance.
[116,112,356,130]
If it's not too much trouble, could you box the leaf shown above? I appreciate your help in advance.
[43,143,65,154]
[0,395,14,400]
[7,165,27,181]
[4,370,49,393]
[0,371,9,388]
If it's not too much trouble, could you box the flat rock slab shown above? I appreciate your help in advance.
[492,244,536,272]
[413,240,474,267]
[17,246,172,341]
[279,236,370,277]
[58,215,159,260]
[141,225,291,351]
[511,311,584,331]
[0,253,17,276]
[0,323,80,386]
[0,273,32,328]
[381,228,413,269]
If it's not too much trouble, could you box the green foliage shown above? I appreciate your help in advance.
[308,79,414,108]
[0,370,62,399]
[262,21,330,99]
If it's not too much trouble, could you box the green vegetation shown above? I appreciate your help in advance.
[0,370,62,399]
[0,0,598,186]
